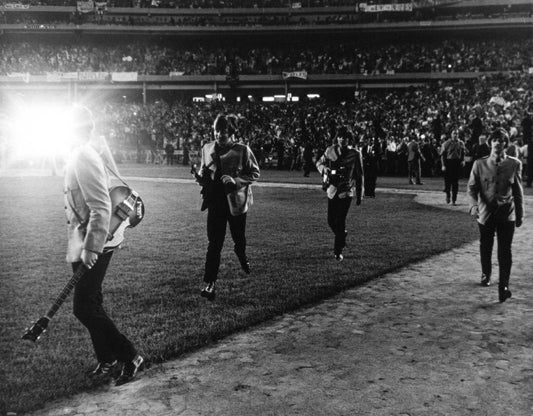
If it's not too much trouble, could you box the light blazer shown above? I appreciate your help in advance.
[64,143,111,263]
[200,141,260,215]
[467,155,524,225]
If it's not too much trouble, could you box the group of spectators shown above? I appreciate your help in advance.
[88,72,531,182]
[1,0,530,27]
[0,36,531,76]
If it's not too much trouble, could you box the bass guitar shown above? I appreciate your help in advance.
[22,186,144,342]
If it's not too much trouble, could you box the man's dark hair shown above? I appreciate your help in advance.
[488,127,509,147]
[335,125,353,142]
[213,113,238,135]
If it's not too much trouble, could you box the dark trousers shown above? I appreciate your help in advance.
[408,160,421,183]
[73,252,136,364]
[527,142,533,186]
[204,199,247,283]
[327,196,352,255]
[444,159,462,201]
[478,220,515,287]
[364,174,377,197]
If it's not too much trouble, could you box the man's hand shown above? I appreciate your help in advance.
[221,175,237,191]
[516,218,523,228]
[441,165,446,172]
[221,175,236,186]
[469,205,479,218]
[81,249,98,269]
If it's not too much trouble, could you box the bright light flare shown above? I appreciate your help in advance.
[9,105,74,160]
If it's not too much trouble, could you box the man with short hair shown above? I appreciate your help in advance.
[316,126,364,261]
[64,106,143,385]
[441,128,465,205]
[407,134,425,185]
[467,128,524,302]
[194,113,260,301]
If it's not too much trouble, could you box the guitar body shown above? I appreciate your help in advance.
[105,186,145,249]
[22,186,144,342]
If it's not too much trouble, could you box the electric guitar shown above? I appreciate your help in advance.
[21,186,144,342]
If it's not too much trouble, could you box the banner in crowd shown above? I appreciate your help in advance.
[169,71,185,77]
[77,1,94,14]
[7,72,30,83]
[78,71,109,81]
[94,1,107,12]
[291,2,302,8]
[282,71,308,80]
[3,2,30,9]
[359,3,413,12]
[111,72,138,82]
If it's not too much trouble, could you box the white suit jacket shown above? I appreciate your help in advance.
[64,143,111,263]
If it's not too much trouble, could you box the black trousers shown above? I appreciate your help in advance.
[73,251,136,364]
[364,174,377,197]
[327,195,352,255]
[204,198,247,283]
[527,142,533,187]
[444,159,462,201]
[478,219,515,287]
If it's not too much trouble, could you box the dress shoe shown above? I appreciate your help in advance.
[200,282,216,301]
[480,274,491,287]
[115,355,144,386]
[239,257,251,274]
[498,286,512,303]
[446,195,451,204]
[334,253,344,262]
[87,360,117,377]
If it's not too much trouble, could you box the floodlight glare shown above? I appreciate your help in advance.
[9,105,74,160]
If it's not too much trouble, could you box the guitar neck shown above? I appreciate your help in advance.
[45,264,87,320]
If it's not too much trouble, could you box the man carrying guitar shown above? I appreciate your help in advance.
[316,125,364,261]
[64,106,143,386]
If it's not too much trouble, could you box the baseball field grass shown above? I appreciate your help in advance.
[0,167,479,414]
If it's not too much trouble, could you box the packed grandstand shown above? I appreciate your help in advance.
[0,0,531,182]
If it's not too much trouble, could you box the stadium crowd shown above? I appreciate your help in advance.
[90,72,531,182]
[0,37,531,75]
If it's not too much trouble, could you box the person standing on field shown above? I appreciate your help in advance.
[316,126,364,262]
[64,106,143,386]
[441,128,465,205]
[467,128,524,303]
[193,113,260,301]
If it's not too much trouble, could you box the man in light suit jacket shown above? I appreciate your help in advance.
[194,113,260,301]
[467,128,524,303]
[64,106,143,385]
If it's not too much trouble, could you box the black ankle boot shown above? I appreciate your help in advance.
[201,282,216,301]
[498,286,512,303]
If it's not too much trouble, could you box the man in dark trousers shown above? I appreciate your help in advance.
[316,126,364,261]
[194,113,260,301]
[467,127,524,302]
[522,108,532,187]
[440,128,465,205]
[64,106,143,386]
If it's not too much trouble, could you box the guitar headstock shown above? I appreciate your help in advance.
[22,317,50,342]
